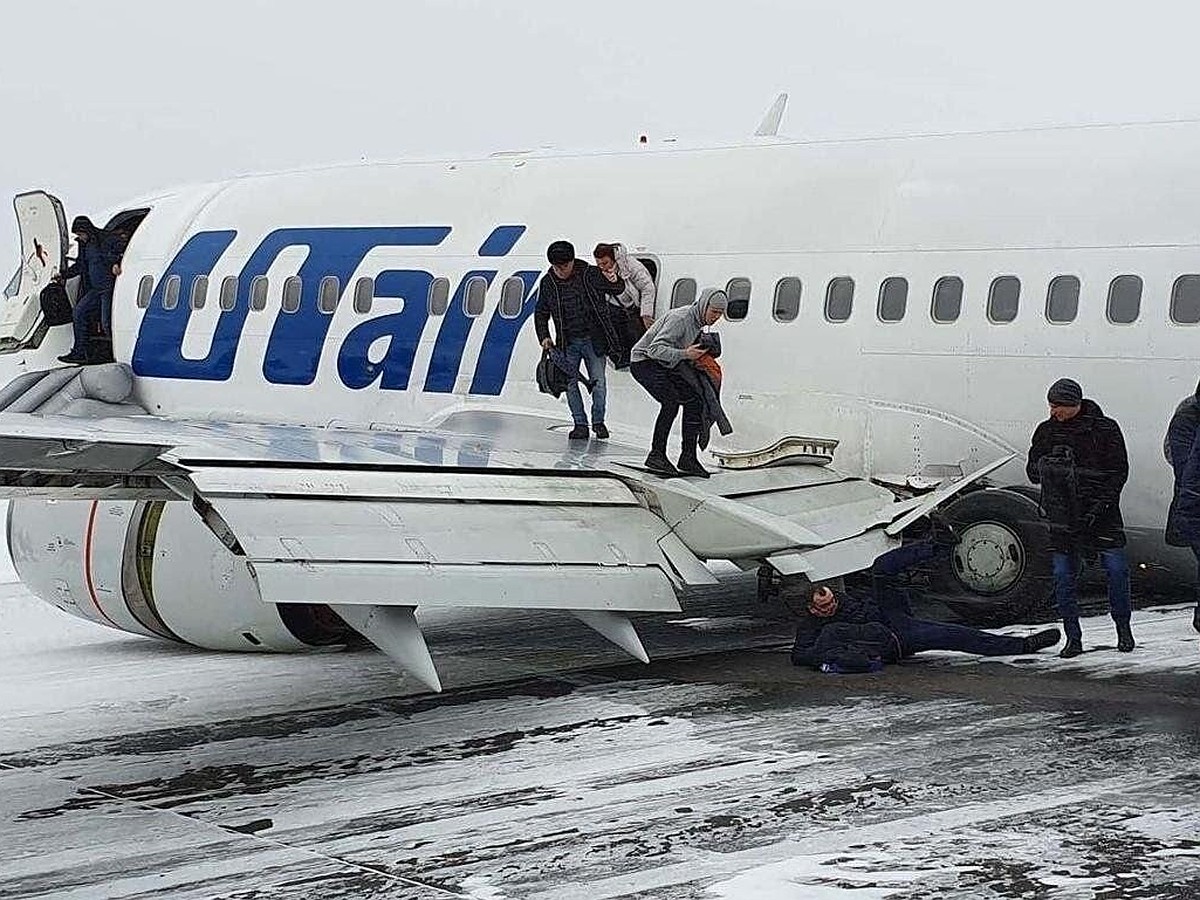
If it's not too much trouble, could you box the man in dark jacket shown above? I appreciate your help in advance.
[1027,378,1133,657]
[1164,380,1200,635]
[534,241,624,441]
[790,541,1061,671]
[57,216,120,364]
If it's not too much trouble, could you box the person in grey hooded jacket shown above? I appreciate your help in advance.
[629,288,727,477]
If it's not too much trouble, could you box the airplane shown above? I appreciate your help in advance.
[2,112,1194,690]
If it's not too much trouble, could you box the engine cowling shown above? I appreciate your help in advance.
[8,498,352,650]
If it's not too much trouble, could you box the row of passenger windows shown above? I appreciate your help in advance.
[668,273,1200,325]
[137,269,1200,327]
[136,273,531,319]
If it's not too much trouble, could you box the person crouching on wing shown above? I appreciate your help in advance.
[628,288,726,478]
[534,240,625,441]
[790,541,1062,673]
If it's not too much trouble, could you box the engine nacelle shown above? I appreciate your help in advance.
[8,498,351,651]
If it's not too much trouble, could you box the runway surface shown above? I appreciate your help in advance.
[2,576,1199,899]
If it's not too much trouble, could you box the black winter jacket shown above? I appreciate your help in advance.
[533,260,624,355]
[1166,393,1200,547]
[1026,398,1128,552]
[789,542,938,669]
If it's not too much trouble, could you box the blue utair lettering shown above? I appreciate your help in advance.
[134,224,540,396]
[133,227,451,382]
[470,270,541,396]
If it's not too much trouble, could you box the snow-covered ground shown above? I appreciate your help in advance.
[2,578,1199,899]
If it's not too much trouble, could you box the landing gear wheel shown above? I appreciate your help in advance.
[936,488,1053,625]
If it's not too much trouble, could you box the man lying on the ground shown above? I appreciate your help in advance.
[790,542,1062,673]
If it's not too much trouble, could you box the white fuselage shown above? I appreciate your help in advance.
[16,120,1200,575]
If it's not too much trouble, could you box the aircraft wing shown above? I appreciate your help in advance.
[0,405,1009,690]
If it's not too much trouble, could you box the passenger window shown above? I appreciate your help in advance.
[136,275,154,309]
[824,277,854,322]
[189,276,209,311]
[499,276,526,319]
[318,275,340,314]
[249,276,269,312]
[772,277,802,322]
[464,276,488,317]
[428,277,451,315]
[987,276,1020,323]
[725,277,751,321]
[281,276,302,313]
[353,277,374,314]
[162,275,181,311]
[219,276,238,312]
[636,256,659,283]
[671,277,697,308]
[877,277,908,322]
[1106,275,1142,324]
[1171,275,1200,324]
[931,276,963,323]
[1046,275,1080,324]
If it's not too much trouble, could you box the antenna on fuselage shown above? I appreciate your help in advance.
[754,92,789,137]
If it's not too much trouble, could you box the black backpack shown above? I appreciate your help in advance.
[39,282,73,327]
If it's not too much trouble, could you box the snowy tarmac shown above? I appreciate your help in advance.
[1,576,1199,899]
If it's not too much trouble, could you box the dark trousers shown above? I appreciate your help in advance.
[70,287,112,356]
[609,305,646,368]
[891,615,1028,656]
[630,359,702,458]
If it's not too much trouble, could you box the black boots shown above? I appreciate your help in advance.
[568,425,589,441]
[1023,628,1062,654]
[644,451,679,477]
[676,455,710,478]
[1059,618,1083,658]
[1115,619,1135,653]
[593,423,609,440]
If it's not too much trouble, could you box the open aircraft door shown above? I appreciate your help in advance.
[0,191,68,351]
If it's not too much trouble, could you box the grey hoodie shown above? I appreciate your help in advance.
[630,290,722,367]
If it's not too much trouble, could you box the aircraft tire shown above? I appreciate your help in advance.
[935,488,1054,626]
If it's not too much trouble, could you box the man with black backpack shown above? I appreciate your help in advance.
[1027,378,1134,657]
[533,241,624,441]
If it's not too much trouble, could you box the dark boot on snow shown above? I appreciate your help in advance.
[676,455,710,478]
[1059,639,1084,659]
[644,451,679,477]
[1023,628,1062,654]
[1115,619,1136,653]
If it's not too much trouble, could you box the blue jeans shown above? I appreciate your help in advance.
[891,615,1027,657]
[1052,549,1132,641]
[563,338,606,427]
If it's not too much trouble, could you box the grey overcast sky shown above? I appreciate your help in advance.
[1,1,1198,256]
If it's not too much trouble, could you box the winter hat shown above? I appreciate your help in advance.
[70,216,96,236]
[546,240,575,265]
[1047,378,1083,407]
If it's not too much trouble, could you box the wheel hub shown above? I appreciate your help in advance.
[952,521,1025,594]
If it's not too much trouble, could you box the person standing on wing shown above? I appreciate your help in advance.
[628,287,726,478]
[534,240,625,441]
[1164,378,1200,635]
[1027,378,1134,657]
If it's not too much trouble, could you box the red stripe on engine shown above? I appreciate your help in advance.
[83,501,119,628]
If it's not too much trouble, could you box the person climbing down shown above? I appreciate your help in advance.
[56,216,121,365]
[628,287,727,478]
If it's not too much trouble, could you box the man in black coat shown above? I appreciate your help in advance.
[534,241,624,441]
[790,541,1061,672]
[1027,378,1133,657]
[56,216,121,364]
[1164,380,1200,634]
